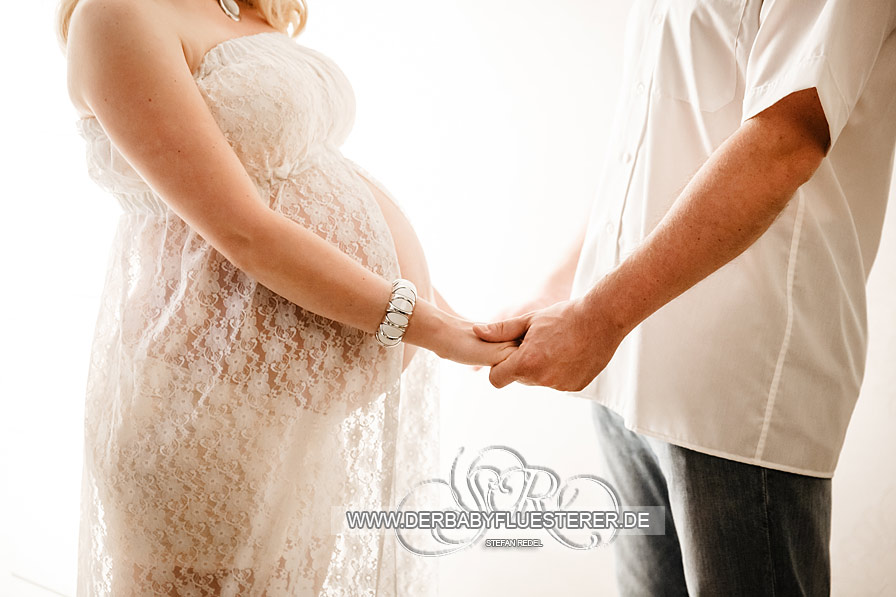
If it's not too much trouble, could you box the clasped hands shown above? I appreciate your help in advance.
[447,293,629,392]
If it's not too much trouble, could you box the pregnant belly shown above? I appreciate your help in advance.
[355,171,433,369]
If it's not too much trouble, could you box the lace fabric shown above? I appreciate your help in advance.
[73,31,439,596]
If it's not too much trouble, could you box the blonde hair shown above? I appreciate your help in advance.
[55,0,307,50]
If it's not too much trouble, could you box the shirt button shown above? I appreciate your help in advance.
[653,13,663,25]
[605,221,616,235]
[636,82,646,95]
[621,152,633,164]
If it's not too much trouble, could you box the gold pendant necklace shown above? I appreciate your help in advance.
[218,0,241,21]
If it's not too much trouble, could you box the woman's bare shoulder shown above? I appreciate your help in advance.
[66,0,183,118]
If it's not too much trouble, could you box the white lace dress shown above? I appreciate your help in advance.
[73,31,439,596]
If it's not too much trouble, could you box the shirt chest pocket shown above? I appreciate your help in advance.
[652,0,746,112]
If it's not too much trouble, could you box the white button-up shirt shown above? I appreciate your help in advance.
[570,0,896,477]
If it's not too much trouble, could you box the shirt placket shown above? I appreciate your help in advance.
[605,0,665,268]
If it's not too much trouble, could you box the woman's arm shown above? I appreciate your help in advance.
[66,0,514,366]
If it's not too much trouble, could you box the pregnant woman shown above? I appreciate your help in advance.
[58,0,516,594]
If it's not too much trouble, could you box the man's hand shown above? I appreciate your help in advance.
[472,297,626,391]
[470,289,575,373]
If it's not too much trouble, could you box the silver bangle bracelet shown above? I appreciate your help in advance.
[375,278,418,348]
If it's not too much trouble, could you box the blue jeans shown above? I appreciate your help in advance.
[590,402,832,596]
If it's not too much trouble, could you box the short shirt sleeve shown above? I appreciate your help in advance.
[741,0,896,147]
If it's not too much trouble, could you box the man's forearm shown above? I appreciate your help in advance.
[582,89,831,337]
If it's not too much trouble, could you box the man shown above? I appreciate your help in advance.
[474,1,896,594]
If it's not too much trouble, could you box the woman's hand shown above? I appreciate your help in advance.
[403,300,517,367]
[437,316,520,367]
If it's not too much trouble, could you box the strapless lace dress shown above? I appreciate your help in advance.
[73,31,439,596]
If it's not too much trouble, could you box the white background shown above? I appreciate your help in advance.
[1,1,894,595]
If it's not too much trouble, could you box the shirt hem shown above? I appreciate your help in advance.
[624,422,834,479]
[575,392,835,479]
